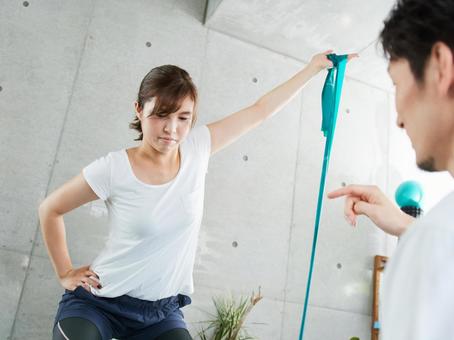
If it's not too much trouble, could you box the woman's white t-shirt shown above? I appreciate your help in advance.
[82,125,211,301]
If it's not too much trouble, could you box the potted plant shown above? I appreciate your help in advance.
[198,287,263,340]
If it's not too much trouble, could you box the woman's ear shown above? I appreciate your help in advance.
[134,102,142,121]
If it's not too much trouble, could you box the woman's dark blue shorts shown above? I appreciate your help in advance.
[54,286,192,340]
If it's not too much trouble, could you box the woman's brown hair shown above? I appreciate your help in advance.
[130,65,198,141]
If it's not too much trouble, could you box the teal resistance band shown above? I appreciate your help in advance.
[298,54,348,340]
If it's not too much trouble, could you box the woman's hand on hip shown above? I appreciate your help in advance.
[59,265,102,292]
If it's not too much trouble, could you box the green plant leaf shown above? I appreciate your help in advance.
[197,291,262,340]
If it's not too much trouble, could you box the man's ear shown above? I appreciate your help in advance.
[432,42,454,96]
[134,101,142,121]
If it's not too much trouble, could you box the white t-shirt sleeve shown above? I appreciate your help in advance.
[188,125,211,168]
[82,153,112,201]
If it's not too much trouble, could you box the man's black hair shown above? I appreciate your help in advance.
[380,0,454,81]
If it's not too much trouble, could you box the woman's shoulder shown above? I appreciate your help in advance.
[107,148,129,159]
[183,125,210,149]
[88,148,127,168]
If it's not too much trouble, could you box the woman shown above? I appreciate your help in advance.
[39,50,355,340]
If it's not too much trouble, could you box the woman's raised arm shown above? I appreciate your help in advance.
[207,50,357,155]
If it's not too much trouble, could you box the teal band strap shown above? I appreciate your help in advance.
[298,54,348,340]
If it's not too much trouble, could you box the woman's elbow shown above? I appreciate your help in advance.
[38,198,49,219]
[38,197,57,220]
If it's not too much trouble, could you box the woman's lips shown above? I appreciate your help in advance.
[159,137,176,144]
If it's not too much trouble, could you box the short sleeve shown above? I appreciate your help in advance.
[187,125,212,166]
[82,153,112,201]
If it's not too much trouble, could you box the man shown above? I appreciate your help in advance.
[328,0,454,339]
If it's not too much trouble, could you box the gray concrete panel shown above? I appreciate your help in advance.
[0,249,29,337]
[0,0,94,253]
[10,255,63,339]
[282,302,371,340]
[193,30,304,300]
[204,0,224,23]
[206,0,395,91]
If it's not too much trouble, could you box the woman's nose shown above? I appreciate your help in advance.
[164,119,177,133]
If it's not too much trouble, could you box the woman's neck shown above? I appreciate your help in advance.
[135,142,179,168]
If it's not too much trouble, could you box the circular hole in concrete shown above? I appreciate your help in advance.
[252,77,258,83]
[232,241,238,248]
[145,41,152,47]
[337,263,342,269]
[0,86,3,92]
[346,108,350,114]
[243,155,248,162]
[341,182,347,187]
[23,1,29,7]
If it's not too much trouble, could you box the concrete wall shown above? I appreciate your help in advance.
[204,0,223,23]
[1,1,453,340]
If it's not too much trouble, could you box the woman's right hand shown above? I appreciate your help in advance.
[59,265,102,292]
[308,50,359,72]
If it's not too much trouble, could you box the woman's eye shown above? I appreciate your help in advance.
[179,117,189,121]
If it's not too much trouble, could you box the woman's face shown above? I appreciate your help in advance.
[136,96,195,154]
